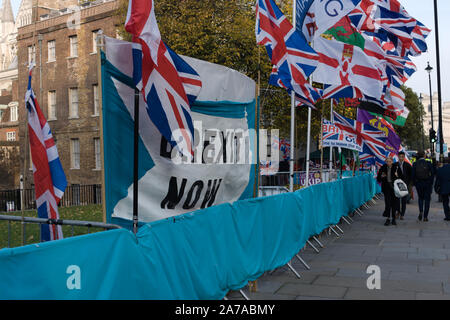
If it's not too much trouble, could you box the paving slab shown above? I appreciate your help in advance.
[227,192,450,300]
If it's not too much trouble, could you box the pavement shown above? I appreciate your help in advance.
[227,191,450,300]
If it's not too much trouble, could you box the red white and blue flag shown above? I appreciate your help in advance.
[125,0,202,158]
[333,111,387,162]
[26,65,67,241]
[349,0,431,57]
[256,0,320,107]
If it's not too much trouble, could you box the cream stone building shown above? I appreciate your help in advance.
[421,92,450,151]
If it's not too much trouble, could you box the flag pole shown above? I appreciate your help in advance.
[305,106,312,186]
[96,30,107,224]
[329,99,333,170]
[320,101,324,177]
[289,1,297,192]
[254,45,261,199]
[133,88,140,234]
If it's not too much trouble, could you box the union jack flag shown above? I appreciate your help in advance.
[349,0,430,57]
[333,111,388,162]
[125,0,202,157]
[256,0,320,106]
[280,138,291,161]
[26,65,67,241]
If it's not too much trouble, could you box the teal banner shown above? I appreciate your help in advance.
[0,175,379,299]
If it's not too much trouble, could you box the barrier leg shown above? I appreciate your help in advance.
[296,254,311,270]
[287,261,302,279]
[329,226,340,238]
[341,216,352,225]
[313,236,324,248]
[334,224,345,235]
[239,289,250,300]
[307,240,320,253]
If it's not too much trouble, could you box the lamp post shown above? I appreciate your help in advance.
[425,62,435,154]
[419,94,425,151]
[433,0,445,162]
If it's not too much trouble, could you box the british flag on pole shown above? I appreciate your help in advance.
[256,0,320,106]
[26,65,67,241]
[333,111,388,163]
[125,0,202,158]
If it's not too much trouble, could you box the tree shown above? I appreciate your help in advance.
[395,86,428,151]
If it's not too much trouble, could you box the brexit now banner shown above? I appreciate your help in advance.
[102,37,258,225]
[322,119,363,152]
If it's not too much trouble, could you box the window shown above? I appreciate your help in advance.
[92,30,100,53]
[94,138,101,170]
[69,35,78,57]
[70,138,80,169]
[68,88,78,118]
[27,45,35,65]
[93,84,99,116]
[48,90,56,120]
[10,105,18,122]
[47,40,55,62]
[6,131,16,141]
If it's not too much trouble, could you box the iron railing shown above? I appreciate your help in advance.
[0,184,102,213]
[0,215,121,249]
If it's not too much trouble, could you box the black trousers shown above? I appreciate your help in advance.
[384,188,399,220]
[443,194,450,219]
[400,195,408,216]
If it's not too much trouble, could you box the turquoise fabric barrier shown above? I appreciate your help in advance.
[0,174,379,300]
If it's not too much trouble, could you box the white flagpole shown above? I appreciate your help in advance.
[289,1,297,192]
[305,104,312,187]
[329,99,334,170]
[290,93,295,192]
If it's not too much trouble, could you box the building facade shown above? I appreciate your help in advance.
[421,92,450,152]
[17,0,119,188]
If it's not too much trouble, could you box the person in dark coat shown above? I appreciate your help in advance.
[377,156,403,226]
[435,157,450,221]
[397,151,413,220]
[412,151,435,222]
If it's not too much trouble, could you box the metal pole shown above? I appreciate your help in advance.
[290,93,295,192]
[428,71,434,154]
[329,100,333,170]
[305,107,312,187]
[96,30,107,223]
[433,0,445,162]
[289,1,297,192]
[133,88,140,234]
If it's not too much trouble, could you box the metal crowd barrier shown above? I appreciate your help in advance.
[0,215,121,249]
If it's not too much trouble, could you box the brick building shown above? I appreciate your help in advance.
[0,81,20,190]
[17,0,119,188]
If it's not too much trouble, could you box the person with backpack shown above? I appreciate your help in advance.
[377,156,403,226]
[412,151,435,221]
[434,157,450,221]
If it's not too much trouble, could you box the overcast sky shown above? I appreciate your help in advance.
[9,0,450,101]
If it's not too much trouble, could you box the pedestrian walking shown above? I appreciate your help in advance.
[412,151,435,222]
[434,157,450,221]
[377,156,403,226]
[397,151,412,220]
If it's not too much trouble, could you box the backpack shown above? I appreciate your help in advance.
[415,160,431,181]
